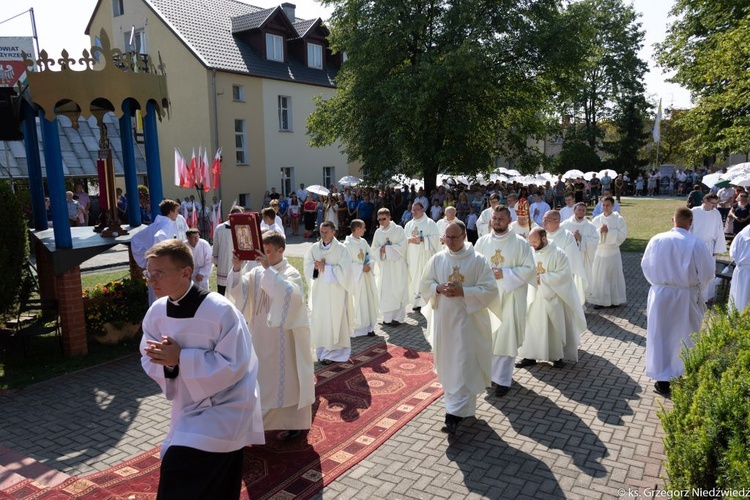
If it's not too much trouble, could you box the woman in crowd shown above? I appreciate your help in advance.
[303,194,317,238]
[289,193,301,236]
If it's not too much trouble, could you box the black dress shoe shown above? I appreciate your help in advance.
[552,359,565,369]
[515,358,537,368]
[412,306,421,313]
[281,430,302,441]
[653,381,671,396]
[441,414,463,435]
[593,305,605,310]
[382,320,400,327]
[321,359,334,366]
[367,331,376,337]
[494,385,510,397]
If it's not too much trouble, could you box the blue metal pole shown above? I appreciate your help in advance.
[120,100,141,226]
[38,109,71,248]
[144,100,164,219]
[22,101,47,231]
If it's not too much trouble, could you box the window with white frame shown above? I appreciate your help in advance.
[239,193,252,209]
[113,0,124,17]
[232,85,244,101]
[266,33,284,62]
[323,166,335,189]
[124,29,146,53]
[278,96,292,131]
[307,43,323,69]
[235,119,247,164]
[280,167,294,197]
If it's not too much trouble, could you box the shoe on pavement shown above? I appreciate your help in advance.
[515,358,537,368]
[552,359,565,369]
[494,385,510,397]
[653,381,671,396]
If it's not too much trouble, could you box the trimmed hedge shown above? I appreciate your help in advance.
[0,182,29,318]
[660,308,750,489]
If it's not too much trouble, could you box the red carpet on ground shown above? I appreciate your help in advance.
[1,343,442,499]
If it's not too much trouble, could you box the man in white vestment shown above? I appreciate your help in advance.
[186,229,213,291]
[303,221,355,364]
[260,207,286,239]
[517,228,587,368]
[404,202,441,312]
[543,210,588,304]
[592,190,620,217]
[344,220,379,337]
[476,193,501,238]
[559,194,576,222]
[371,208,410,325]
[420,221,498,434]
[509,201,534,240]
[131,199,181,305]
[475,206,535,397]
[690,193,725,301]
[589,197,627,308]
[140,239,264,498]
[227,232,315,440]
[530,191,551,227]
[213,206,244,296]
[437,206,457,244]
[729,224,750,312]
[642,208,715,396]
[561,203,598,292]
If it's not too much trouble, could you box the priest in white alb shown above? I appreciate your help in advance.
[543,210,588,304]
[371,208,410,326]
[437,206,458,245]
[227,231,315,440]
[561,202,598,291]
[420,220,498,435]
[690,193,725,301]
[475,206,535,397]
[476,193,502,238]
[344,219,379,337]
[213,205,244,296]
[517,228,587,368]
[729,224,750,312]
[185,229,213,291]
[404,202,441,312]
[589,196,627,308]
[641,208,715,396]
[303,221,354,364]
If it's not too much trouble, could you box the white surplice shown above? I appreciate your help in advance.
[212,221,233,289]
[404,215,441,307]
[475,231,535,387]
[509,221,534,240]
[476,207,493,238]
[420,243,498,417]
[188,238,213,291]
[344,235,379,336]
[371,222,410,322]
[303,238,354,361]
[227,259,315,430]
[519,243,587,363]
[690,206,725,301]
[547,227,588,305]
[589,212,627,306]
[140,288,265,456]
[561,216,598,293]
[559,205,575,222]
[641,228,715,381]
[729,225,750,312]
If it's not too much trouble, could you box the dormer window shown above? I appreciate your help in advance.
[307,43,323,69]
[266,33,284,62]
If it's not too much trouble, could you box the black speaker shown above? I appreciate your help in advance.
[0,88,22,141]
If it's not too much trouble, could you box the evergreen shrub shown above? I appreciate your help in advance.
[0,181,30,318]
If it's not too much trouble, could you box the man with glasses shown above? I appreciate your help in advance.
[689,193,725,302]
[404,202,440,313]
[140,239,264,498]
[475,206,535,397]
[543,210,588,305]
[420,221,498,434]
[303,221,354,364]
[371,208,410,326]
[589,197,627,309]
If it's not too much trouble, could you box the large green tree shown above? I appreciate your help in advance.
[307,0,584,192]
[559,0,648,151]
[602,92,651,173]
[656,1,750,158]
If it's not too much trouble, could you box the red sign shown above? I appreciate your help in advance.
[0,37,35,89]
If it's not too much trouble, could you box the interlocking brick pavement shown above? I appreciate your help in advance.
[0,250,671,498]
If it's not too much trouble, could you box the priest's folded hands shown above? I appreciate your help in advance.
[437,282,464,297]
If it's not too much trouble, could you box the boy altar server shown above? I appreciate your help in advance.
[227,231,315,440]
[371,208,410,325]
[303,221,355,364]
[140,239,264,498]
[475,206,535,396]
[345,219,379,337]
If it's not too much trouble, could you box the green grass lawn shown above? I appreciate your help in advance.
[0,199,684,390]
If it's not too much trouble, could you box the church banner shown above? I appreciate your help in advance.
[0,37,35,88]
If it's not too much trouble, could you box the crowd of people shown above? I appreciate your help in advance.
[132,169,750,496]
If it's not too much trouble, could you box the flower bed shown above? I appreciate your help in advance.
[83,276,148,338]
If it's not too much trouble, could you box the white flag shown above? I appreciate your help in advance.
[653,98,662,143]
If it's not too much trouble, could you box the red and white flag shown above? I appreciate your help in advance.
[188,148,197,187]
[174,148,184,187]
[202,147,211,192]
[212,147,222,189]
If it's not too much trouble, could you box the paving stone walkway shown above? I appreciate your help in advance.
[0,250,670,499]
